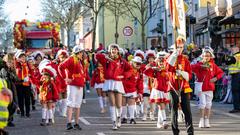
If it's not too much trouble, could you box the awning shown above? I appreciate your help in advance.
[219,15,240,25]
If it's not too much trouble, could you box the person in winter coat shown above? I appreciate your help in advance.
[58,45,85,130]
[95,44,132,130]
[191,46,223,128]
[121,56,143,124]
[144,51,170,129]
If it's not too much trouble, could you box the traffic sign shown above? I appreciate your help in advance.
[123,26,133,37]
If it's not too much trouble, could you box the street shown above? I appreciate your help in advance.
[6,91,240,135]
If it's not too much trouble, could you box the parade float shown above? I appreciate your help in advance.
[13,19,60,54]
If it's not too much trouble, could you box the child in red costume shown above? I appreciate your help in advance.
[39,66,58,126]
[144,51,170,129]
[91,62,106,113]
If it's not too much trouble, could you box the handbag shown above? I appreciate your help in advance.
[194,75,206,96]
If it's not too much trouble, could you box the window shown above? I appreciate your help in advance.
[26,39,53,48]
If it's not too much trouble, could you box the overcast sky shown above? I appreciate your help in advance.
[3,0,42,22]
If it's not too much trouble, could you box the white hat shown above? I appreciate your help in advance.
[145,50,156,60]
[38,59,51,73]
[27,56,35,62]
[131,56,143,63]
[15,50,25,59]
[202,46,215,58]
[108,43,120,52]
[32,51,45,59]
[41,66,57,77]
[56,49,69,58]
[72,45,84,53]
[134,50,145,59]
[156,51,168,58]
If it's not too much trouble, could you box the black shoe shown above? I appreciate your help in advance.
[47,119,53,126]
[130,119,136,124]
[7,122,15,127]
[32,106,36,111]
[229,109,240,113]
[121,118,127,124]
[66,123,73,130]
[40,119,47,126]
[74,124,82,130]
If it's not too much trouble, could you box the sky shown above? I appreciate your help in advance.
[3,0,43,23]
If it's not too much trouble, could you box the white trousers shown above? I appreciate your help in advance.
[198,91,213,109]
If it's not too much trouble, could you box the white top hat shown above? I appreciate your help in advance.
[145,50,156,60]
[134,50,145,59]
[131,56,143,63]
[56,49,69,58]
[32,51,45,59]
[39,59,51,73]
[202,46,215,58]
[41,66,57,77]
[15,50,25,59]
[72,45,84,53]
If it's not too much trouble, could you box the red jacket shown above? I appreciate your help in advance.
[15,62,30,86]
[29,66,41,92]
[96,53,132,81]
[58,56,85,87]
[144,65,169,93]
[90,67,105,87]
[166,55,192,91]
[191,60,223,92]
[51,61,67,93]
[122,66,143,94]
[39,79,59,102]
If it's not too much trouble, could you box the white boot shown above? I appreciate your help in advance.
[177,110,184,123]
[199,118,204,128]
[204,118,211,128]
[150,112,155,121]
[157,110,163,128]
[116,108,122,128]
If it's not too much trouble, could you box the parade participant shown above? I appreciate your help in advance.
[121,56,143,124]
[32,51,45,65]
[53,49,69,117]
[90,61,106,113]
[82,51,91,104]
[58,45,85,130]
[225,46,240,113]
[142,50,156,121]
[191,46,223,128]
[144,51,169,129]
[95,43,132,130]
[166,36,194,135]
[15,50,31,118]
[39,66,58,126]
[133,50,145,118]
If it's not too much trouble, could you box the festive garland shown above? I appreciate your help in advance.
[13,19,60,49]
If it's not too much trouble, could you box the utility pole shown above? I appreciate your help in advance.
[207,1,211,46]
[164,0,168,47]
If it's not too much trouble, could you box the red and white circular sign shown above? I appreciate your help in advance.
[123,26,133,37]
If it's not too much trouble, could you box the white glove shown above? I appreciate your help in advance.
[167,50,179,66]
[176,70,189,81]
[24,76,29,82]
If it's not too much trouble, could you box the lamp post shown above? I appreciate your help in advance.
[207,1,211,46]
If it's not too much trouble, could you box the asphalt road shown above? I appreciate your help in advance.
[6,91,240,135]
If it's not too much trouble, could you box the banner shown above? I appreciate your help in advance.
[199,0,216,7]
[169,0,186,41]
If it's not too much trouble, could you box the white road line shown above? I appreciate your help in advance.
[79,117,91,125]
[96,132,106,135]
[191,103,240,119]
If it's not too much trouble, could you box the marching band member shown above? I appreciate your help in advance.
[144,51,169,129]
[191,46,223,128]
[39,65,58,126]
[58,45,85,130]
[95,44,132,130]
[142,50,156,121]
[121,56,143,124]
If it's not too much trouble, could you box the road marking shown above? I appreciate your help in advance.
[96,132,106,135]
[79,117,91,125]
[191,103,240,119]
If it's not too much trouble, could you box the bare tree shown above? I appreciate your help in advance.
[106,0,128,44]
[41,0,84,48]
[123,0,161,50]
[80,0,110,50]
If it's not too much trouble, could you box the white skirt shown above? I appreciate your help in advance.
[123,91,138,98]
[94,83,104,89]
[150,88,169,103]
[103,79,125,94]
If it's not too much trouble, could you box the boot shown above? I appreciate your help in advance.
[204,118,211,128]
[199,118,204,128]
[40,119,47,126]
[112,121,118,130]
[130,119,136,124]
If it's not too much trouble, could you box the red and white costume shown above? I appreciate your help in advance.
[144,62,170,103]
[91,66,105,89]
